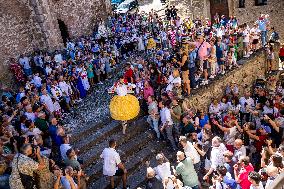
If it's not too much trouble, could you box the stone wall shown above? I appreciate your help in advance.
[230,0,284,40]
[53,0,111,38]
[0,0,111,87]
[171,0,211,20]
[187,51,267,112]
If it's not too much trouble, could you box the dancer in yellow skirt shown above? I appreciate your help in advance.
[109,77,140,134]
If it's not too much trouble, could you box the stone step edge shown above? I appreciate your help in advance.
[85,130,155,182]
[79,119,149,168]
[89,141,167,189]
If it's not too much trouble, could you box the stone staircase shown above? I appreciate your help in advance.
[71,115,173,189]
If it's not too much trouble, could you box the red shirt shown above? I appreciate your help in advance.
[239,163,254,189]
[254,134,267,152]
[280,47,284,57]
[124,69,134,83]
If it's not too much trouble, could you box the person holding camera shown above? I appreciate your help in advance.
[234,156,254,189]
[9,143,45,189]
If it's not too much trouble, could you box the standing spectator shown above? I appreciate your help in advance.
[203,136,227,181]
[10,58,25,84]
[256,14,270,47]
[147,96,160,140]
[100,139,128,189]
[172,151,199,189]
[179,136,201,173]
[248,171,264,189]
[279,43,284,69]
[9,144,45,189]
[234,156,254,189]
[19,54,32,77]
[196,34,211,85]
[159,100,177,150]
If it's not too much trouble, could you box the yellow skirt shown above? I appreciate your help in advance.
[109,95,140,121]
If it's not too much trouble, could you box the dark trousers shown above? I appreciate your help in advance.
[189,67,197,88]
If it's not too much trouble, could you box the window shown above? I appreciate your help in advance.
[255,0,267,6]
[239,0,245,8]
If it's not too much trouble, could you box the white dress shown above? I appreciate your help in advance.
[137,36,145,51]
[80,71,90,91]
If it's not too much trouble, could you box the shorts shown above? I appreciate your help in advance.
[252,39,259,44]
[114,168,124,176]
[182,70,190,83]
[280,56,284,62]
[217,58,224,65]
[203,60,209,70]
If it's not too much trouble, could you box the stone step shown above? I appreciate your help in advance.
[88,140,168,189]
[78,118,149,169]
[84,129,154,183]
[70,118,111,143]
[73,120,120,154]
[124,148,176,189]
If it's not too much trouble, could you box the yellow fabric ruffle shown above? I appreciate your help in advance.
[109,95,140,121]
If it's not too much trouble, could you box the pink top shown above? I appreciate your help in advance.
[143,86,154,100]
[239,163,254,189]
[196,41,211,60]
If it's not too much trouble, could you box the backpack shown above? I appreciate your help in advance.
[273,32,279,41]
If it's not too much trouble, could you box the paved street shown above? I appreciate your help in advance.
[138,0,206,20]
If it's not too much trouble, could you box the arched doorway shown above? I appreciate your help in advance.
[57,19,69,44]
[210,0,229,20]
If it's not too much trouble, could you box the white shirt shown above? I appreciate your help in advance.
[233,146,246,162]
[154,162,172,180]
[184,141,200,164]
[115,85,128,96]
[239,97,255,113]
[45,66,52,75]
[250,27,260,39]
[32,75,42,88]
[26,128,42,136]
[160,107,173,126]
[40,94,55,113]
[54,53,63,63]
[166,75,181,91]
[243,29,250,43]
[19,57,31,69]
[211,143,227,169]
[59,81,72,96]
[25,112,36,122]
[60,144,72,160]
[100,147,121,176]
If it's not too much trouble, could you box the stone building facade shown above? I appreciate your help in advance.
[230,0,284,40]
[0,0,111,86]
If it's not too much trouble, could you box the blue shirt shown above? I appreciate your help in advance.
[188,50,197,68]
[199,115,209,128]
[257,19,268,31]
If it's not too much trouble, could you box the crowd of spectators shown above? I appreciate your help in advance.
[0,6,283,189]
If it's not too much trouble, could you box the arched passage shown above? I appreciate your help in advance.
[57,19,69,44]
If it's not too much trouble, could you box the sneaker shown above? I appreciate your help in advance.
[98,81,103,84]
[200,80,206,85]
[204,80,209,85]
[77,98,83,102]
[209,75,215,79]
[221,71,225,75]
